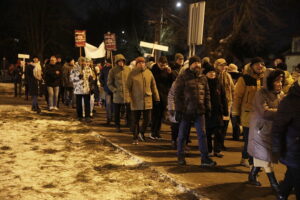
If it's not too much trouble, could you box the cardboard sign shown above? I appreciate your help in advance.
[104,32,117,51]
[75,30,86,47]
[18,54,30,59]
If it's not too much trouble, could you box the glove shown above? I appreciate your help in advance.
[79,74,83,79]
[232,115,241,125]
[175,111,183,122]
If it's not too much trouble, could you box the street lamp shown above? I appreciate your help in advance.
[176,1,182,8]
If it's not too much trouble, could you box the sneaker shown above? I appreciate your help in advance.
[132,139,138,145]
[178,154,186,165]
[49,107,54,111]
[201,157,217,167]
[149,133,156,140]
[53,107,58,110]
[138,133,146,142]
[240,158,250,168]
[155,134,162,140]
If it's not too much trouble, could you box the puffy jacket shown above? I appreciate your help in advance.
[232,63,265,127]
[174,68,211,120]
[100,65,112,94]
[272,82,300,168]
[248,88,284,162]
[107,63,131,104]
[127,67,160,110]
[70,64,94,95]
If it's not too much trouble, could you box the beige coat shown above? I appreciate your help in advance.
[217,71,234,119]
[127,67,159,110]
[232,63,265,127]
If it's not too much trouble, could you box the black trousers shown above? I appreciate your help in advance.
[131,110,151,139]
[221,119,229,146]
[281,166,300,199]
[76,94,90,118]
[114,103,130,126]
[231,114,241,140]
[57,86,65,108]
[207,126,223,153]
[14,82,22,97]
[151,102,165,137]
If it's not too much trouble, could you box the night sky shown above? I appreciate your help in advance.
[0,0,300,64]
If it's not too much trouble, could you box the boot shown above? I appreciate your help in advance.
[267,172,285,199]
[177,153,186,165]
[248,167,261,186]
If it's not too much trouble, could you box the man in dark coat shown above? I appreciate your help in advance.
[150,56,173,139]
[272,79,300,200]
[12,60,23,97]
[174,56,216,167]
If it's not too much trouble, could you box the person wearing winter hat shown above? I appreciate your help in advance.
[171,53,184,81]
[127,56,160,144]
[214,58,235,150]
[107,54,131,132]
[247,70,285,199]
[174,55,217,167]
[275,62,294,94]
[203,64,228,157]
[232,56,266,167]
[150,56,173,139]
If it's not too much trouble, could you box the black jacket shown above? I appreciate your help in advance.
[25,64,39,96]
[272,82,300,168]
[44,64,62,87]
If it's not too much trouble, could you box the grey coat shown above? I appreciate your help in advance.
[107,65,131,104]
[247,88,284,162]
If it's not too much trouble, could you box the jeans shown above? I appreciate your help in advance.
[47,86,59,108]
[64,87,74,106]
[105,92,113,121]
[76,94,91,118]
[14,82,22,97]
[281,166,300,199]
[177,115,209,159]
[131,110,151,139]
[114,103,130,126]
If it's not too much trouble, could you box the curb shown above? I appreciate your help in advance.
[93,132,211,200]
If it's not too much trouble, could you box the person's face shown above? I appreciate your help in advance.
[274,58,282,66]
[273,77,283,92]
[206,71,216,79]
[69,59,75,65]
[136,61,146,70]
[252,62,264,74]
[216,63,227,72]
[189,62,201,72]
[57,58,62,63]
[176,58,184,66]
[117,60,125,67]
[50,57,57,65]
[33,58,39,63]
[158,62,167,70]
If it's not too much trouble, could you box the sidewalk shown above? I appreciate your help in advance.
[0,83,296,200]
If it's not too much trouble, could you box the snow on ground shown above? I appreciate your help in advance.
[0,104,196,200]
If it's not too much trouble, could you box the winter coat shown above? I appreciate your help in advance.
[127,67,160,110]
[151,64,173,106]
[167,82,177,123]
[272,82,300,168]
[44,64,62,87]
[217,71,234,116]
[282,70,294,94]
[171,63,182,82]
[25,64,39,96]
[62,63,74,88]
[232,63,265,127]
[247,88,284,162]
[100,65,112,94]
[206,78,228,129]
[107,65,131,104]
[174,68,211,120]
[70,64,94,95]
[12,66,23,83]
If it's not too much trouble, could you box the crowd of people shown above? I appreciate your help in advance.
[9,53,300,200]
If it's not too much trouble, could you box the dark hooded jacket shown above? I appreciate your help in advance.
[272,82,300,168]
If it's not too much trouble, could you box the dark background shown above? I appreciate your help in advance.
[0,0,299,65]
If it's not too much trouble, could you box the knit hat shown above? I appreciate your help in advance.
[227,63,239,73]
[189,56,201,66]
[135,56,145,64]
[175,53,184,61]
[266,69,285,91]
[214,58,227,68]
[202,63,215,74]
[250,57,264,67]
[78,56,86,63]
